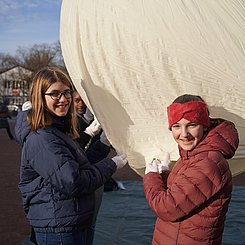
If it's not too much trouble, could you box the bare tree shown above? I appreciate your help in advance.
[0,42,65,75]
[0,53,18,73]
[52,41,66,68]
[15,42,65,73]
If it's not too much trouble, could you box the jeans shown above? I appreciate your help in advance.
[35,229,87,245]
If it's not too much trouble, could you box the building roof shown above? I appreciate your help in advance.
[0,65,32,81]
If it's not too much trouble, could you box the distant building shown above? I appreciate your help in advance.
[0,66,33,113]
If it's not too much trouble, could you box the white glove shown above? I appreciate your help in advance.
[100,131,111,146]
[22,101,32,111]
[157,152,170,173]
[145,159,159,175]
[83,108,94,124]
[84,119,101,137]
[112,153,127,169]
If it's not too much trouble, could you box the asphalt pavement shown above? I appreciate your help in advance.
[0,119,141,245]
[0,118,243,245]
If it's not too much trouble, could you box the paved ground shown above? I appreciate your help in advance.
[0,120,31,245]
[0,119,244,245]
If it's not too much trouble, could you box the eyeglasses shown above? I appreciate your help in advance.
[44,90,73,100]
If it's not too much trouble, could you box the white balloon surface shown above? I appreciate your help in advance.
[60,0,245,176]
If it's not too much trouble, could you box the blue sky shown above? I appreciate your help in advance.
[0,0,62,55]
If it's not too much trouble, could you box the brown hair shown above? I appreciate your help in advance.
[173,94,206,104]
[28,66,79,139]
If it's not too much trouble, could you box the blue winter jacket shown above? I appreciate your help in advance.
[15,111,117,232]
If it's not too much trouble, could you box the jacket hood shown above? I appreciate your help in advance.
[180,120,239,159]
[15,110,30,146]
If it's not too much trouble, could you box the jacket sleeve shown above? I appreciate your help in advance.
[75,116,92,149]
[14,110,30,146]
[143,155,230,222]
[26,132,116,197]
[86,139,111,164]
[75,131,91,150]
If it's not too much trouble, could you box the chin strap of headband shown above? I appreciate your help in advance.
[167,101,210,130]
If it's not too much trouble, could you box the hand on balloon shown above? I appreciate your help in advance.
[145,159,159,175]
[112,152,127,169]
[145,153,170,175]
[84,118,101,137]
[157,152,170,173]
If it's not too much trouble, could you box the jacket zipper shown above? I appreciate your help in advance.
[175,222,181,245]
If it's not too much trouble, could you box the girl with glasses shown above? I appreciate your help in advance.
[15,66,127,245]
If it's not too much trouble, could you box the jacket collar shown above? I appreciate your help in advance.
[50,115,67,133]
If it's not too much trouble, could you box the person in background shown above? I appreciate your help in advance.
[0,100,14,140]
[73,90,87,116]
[73,89,108,244]
[143,94,239,245]
[15,66,127,245]
[72,90,101,150]
[72,90,125,244]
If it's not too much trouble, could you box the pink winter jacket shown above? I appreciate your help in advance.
[143,120,239,245]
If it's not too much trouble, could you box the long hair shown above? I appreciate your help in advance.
[28,66,79,139]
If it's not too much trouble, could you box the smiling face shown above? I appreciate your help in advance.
[44,81,72,117]
[171,118,205,151]
[73,91,86,115]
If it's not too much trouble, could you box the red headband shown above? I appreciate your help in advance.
[167,101,210,130]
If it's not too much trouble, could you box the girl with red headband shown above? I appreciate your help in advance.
[143,94,239,245]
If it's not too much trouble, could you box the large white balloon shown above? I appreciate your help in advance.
[60,0,245,176]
